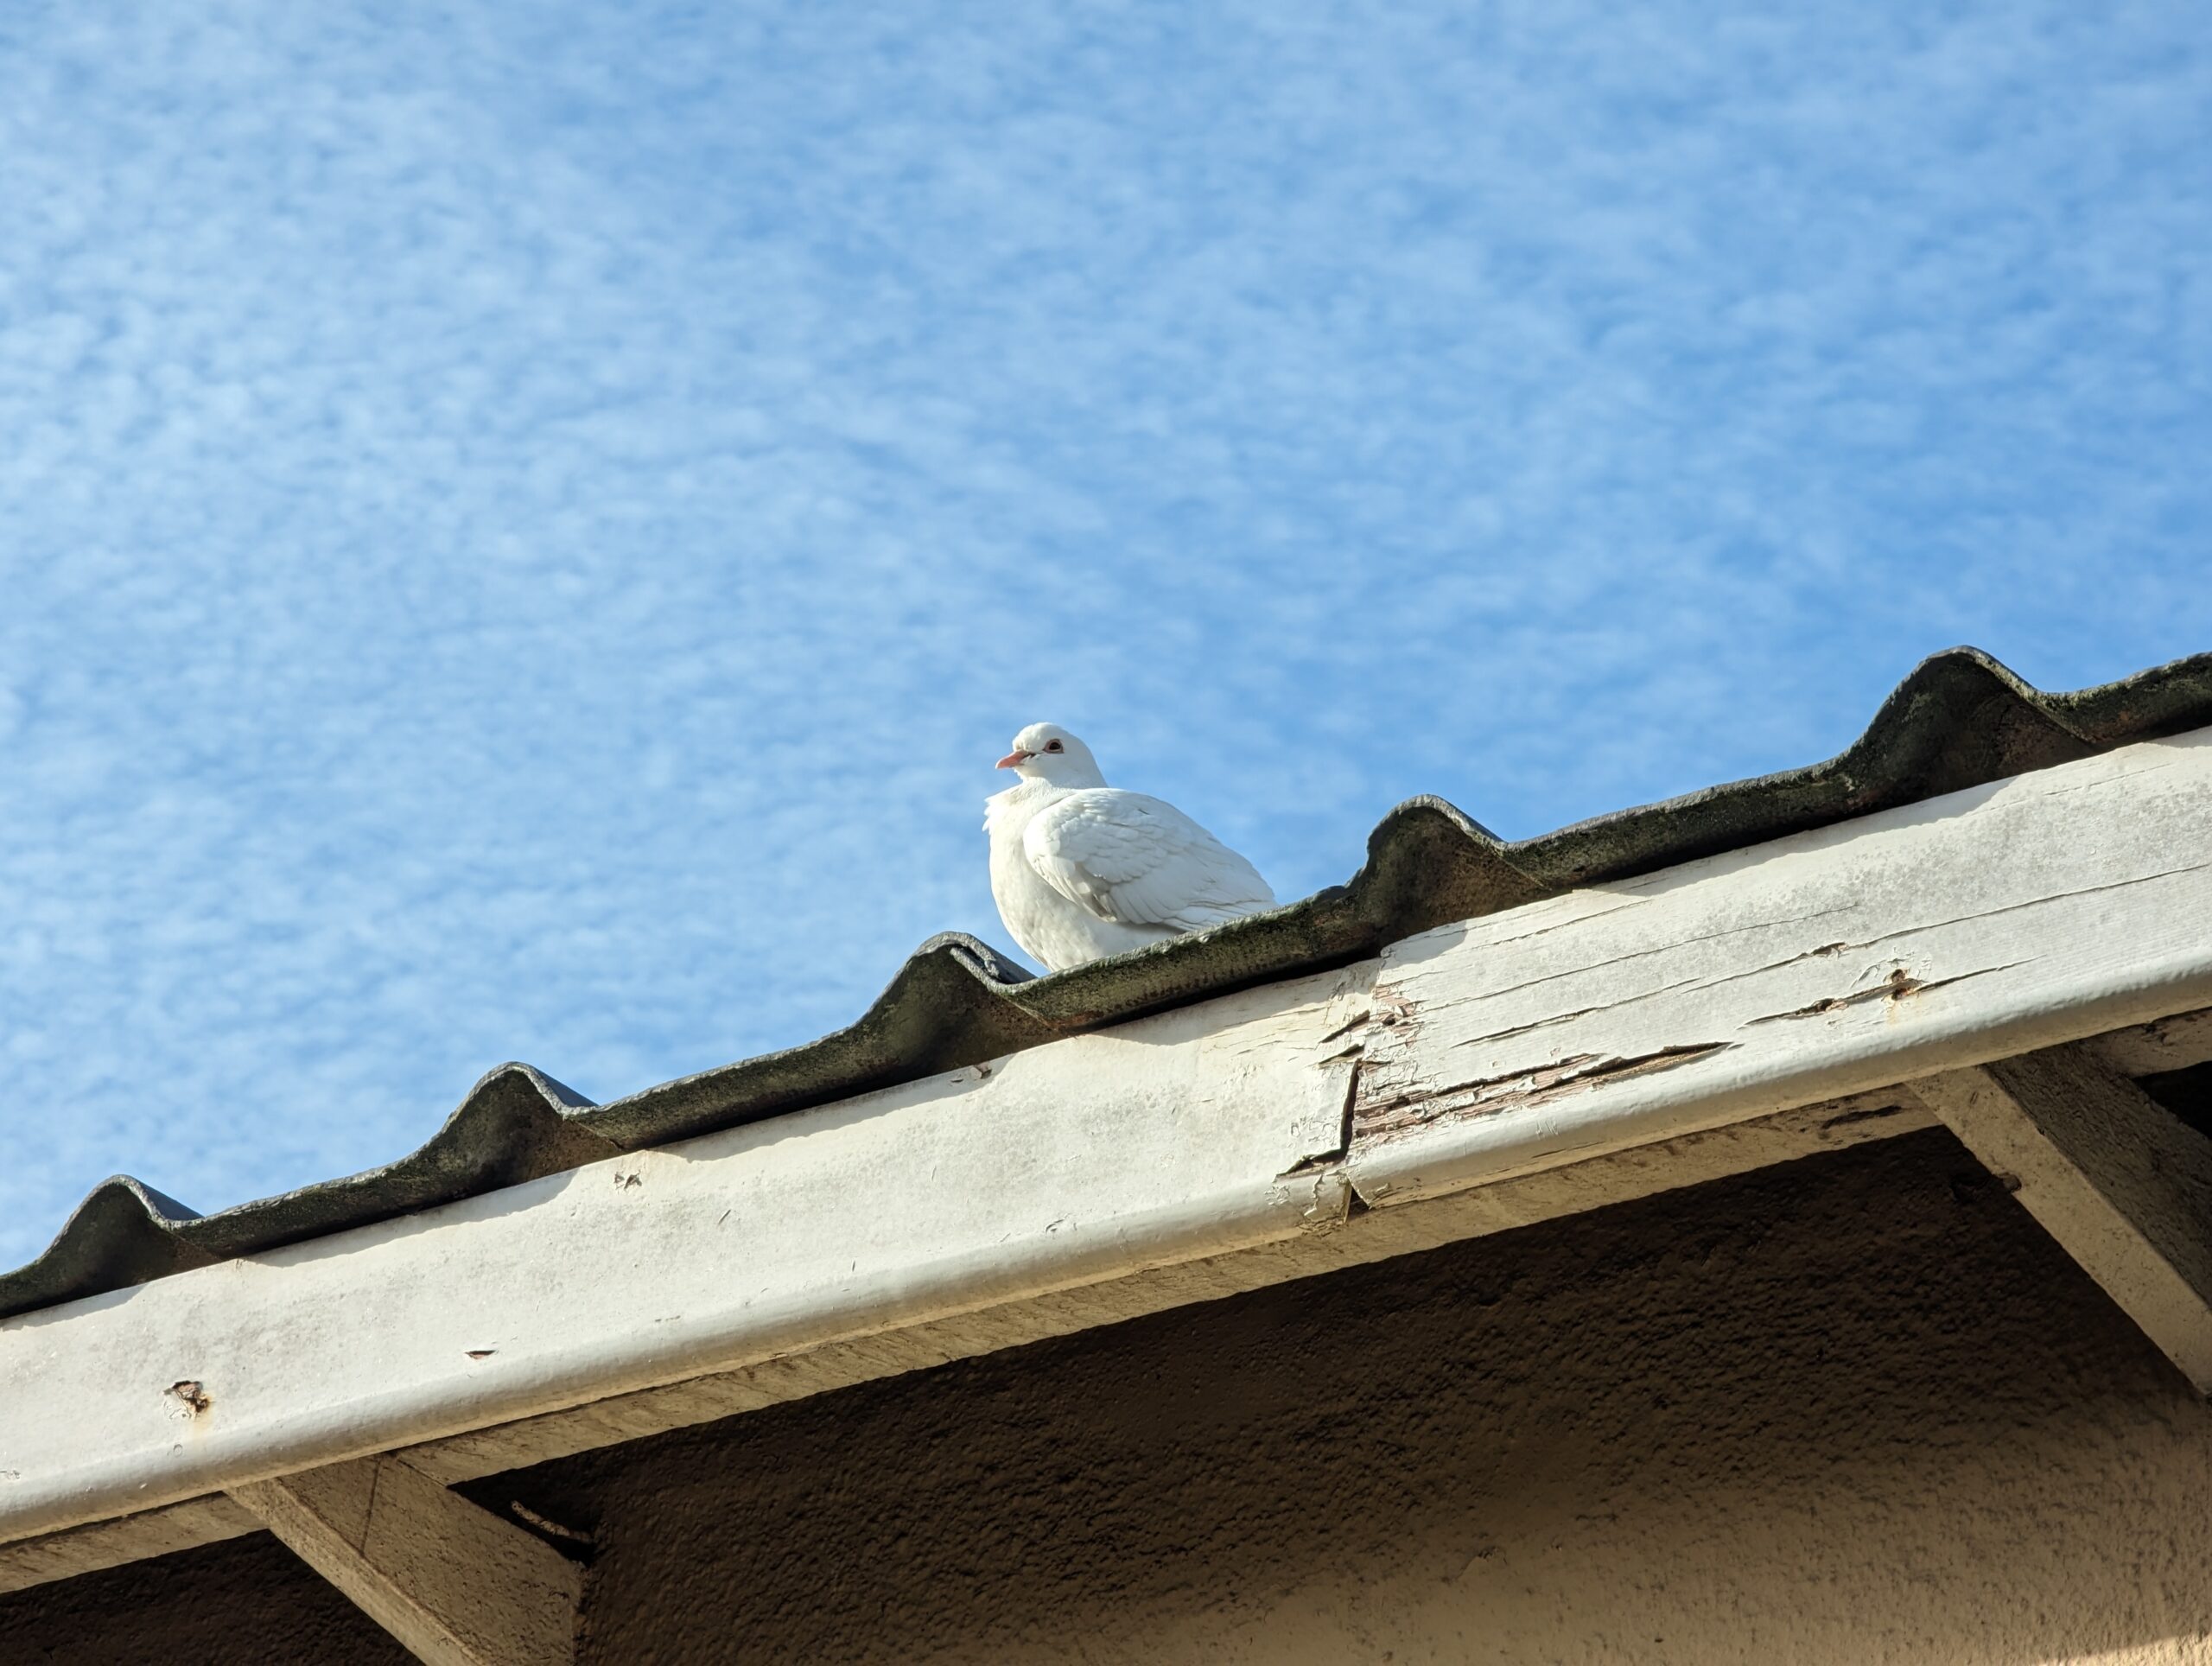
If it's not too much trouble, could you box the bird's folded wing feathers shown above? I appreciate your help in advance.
[1023,791,1274,932]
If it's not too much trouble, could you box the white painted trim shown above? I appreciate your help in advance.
[3,727,2210,1565]
[0,969,1365,1548]
[0,1090,1935,1595]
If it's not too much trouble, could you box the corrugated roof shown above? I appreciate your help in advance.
[6,645,2209,1323]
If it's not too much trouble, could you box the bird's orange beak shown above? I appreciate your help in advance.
[996,749,1033,769]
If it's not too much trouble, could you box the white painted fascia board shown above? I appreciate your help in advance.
[0,1091,1944,1597]
[0,970,1369,1548]
[1345,730,2212,1208]
[3,726,2211,1555]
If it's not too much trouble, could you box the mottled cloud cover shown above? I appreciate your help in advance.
[2,0,2208,1263]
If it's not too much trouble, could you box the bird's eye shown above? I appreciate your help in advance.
[1046,740,1064,752]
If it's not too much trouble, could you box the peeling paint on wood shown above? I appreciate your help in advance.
[1345,728,2212,1204]
[1358,1043,1734,1138]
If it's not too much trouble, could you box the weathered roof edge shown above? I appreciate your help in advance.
[6,645,2208,1321]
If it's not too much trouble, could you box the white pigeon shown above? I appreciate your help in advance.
[985,722,1276,971]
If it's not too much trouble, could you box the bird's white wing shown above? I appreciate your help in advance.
[1023,789,1274,933]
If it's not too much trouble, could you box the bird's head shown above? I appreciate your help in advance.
[996,722,1106,785]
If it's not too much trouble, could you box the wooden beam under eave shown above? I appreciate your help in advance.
[229,1454,580,1665]
[1915,1045,2212,1395]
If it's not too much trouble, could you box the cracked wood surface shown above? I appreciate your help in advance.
[1344,730,2212,1207]
[1916,1046,2212,1394]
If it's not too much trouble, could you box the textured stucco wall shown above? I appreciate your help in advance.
[9,1125,2212,1663]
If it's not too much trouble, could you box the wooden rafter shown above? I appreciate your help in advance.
[230,1454,580,1665]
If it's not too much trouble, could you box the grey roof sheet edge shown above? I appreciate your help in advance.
[6,645,2209,1322]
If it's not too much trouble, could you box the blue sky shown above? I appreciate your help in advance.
[2,0,2208,1267]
